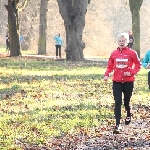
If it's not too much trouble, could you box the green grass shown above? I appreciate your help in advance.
[0,46,37,55]
[0,55,149,149]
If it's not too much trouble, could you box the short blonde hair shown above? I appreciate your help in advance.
[117,32,129,43]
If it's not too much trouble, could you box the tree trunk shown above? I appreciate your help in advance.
[57,0,90,61]
[38,0,48,55]
[6,0,20,56]
[129,0,143,58]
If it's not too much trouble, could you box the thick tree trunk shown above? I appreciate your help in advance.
[57,0,90,61]
[7,0,20,56]
[38,0,48,55]
[129,0,143,58]
[132,10,140,57]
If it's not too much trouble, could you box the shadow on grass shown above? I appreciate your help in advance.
[0,58,107,70]
[0,73,104,84]
[0,73,148,103]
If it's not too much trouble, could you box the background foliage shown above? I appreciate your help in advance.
[0,0,150,57]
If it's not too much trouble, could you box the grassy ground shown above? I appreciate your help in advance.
[0,46,37,55]
[0,51,149,149]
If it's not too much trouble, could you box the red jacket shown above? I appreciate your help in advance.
[104,47,141,82]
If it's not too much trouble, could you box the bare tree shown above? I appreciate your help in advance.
[38,0,48,55]
[4,0,30,56]
[129,0,143,58]
[57,0,90,61]
[5,0,20,56]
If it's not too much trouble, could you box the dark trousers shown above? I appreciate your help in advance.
[113,81,134,125]
[6,42,10,51]
[56,45,61,58]
[148,71,150,89]
[128,43,133,49]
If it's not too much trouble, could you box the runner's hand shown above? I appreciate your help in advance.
[103,76,109,81]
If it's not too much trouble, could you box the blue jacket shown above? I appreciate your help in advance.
[20,35,24,44]
[142,50,150,68]
[54,35,63,46]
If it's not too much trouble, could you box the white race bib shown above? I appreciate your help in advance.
[116,58,128,68]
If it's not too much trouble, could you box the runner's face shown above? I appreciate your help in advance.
[118,37,127,48]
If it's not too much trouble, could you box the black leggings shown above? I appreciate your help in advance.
[6,42,10,50]
[113,81,134,125]
[56,45,61,58]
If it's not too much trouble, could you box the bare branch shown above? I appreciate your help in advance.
[17,0,30,12]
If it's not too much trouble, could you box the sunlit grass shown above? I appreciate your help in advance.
[0,46,37,55]
[0,55,149,148]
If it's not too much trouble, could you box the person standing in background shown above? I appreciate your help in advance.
[142,50,150,89]
[54,33,63,58]
[6,35,10,51]
[127,30,134,49]
[20,35,24,45]
[20,35,24,50]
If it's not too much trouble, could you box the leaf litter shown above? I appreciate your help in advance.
[22,105,150,150]
[0,57,149,149]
